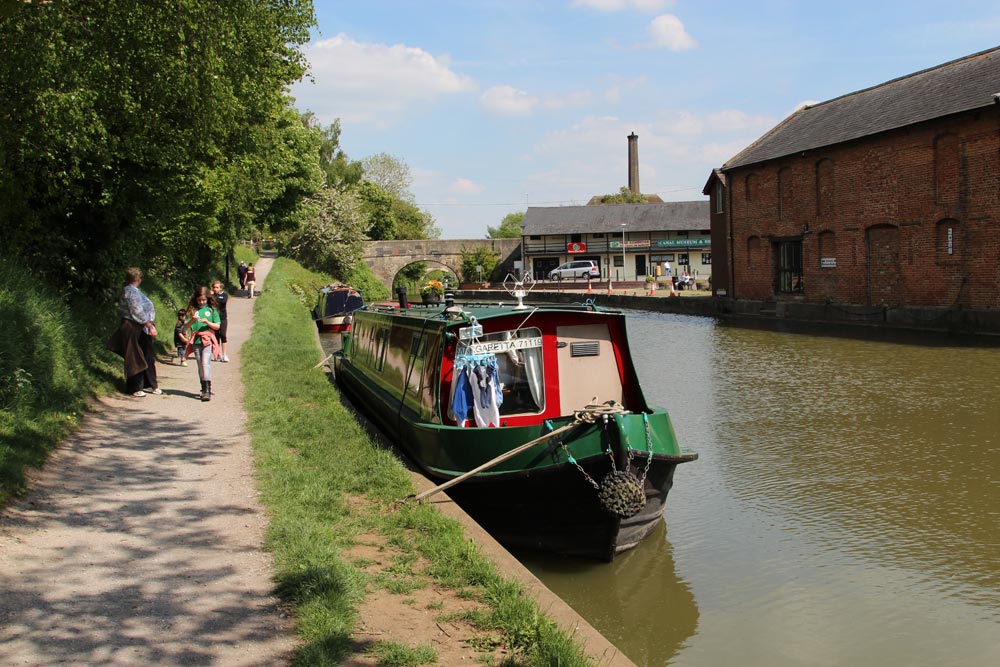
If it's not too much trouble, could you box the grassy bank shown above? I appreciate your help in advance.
[0,249,256,506]
[242,257,594,667]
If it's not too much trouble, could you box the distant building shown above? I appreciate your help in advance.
[521,133,711,281]
[521,201,710,281]
[706,46,1000,313]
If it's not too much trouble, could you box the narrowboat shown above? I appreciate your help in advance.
[333,296,697,561]
[312,284,364,332]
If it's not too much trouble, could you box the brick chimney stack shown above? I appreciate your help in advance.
[627,132,640,195]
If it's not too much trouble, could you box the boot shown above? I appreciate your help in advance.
[199,380,208,401]
[202,381,212,401]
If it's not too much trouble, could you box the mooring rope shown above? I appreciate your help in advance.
[396,399,630,508]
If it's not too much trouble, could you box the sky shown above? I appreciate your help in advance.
[289,1,1000,239]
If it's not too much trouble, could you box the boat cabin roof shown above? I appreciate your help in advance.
[362,300,617,327]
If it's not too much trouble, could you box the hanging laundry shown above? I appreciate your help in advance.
[450,366,475,427]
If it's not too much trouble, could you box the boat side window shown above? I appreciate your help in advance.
[482,327,544,415]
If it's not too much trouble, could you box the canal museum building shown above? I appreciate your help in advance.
[704,46,1000,320]
[520,201,711,282]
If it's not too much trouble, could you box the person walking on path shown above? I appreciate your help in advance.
[0,259,294,667]
[211,280,231,362]
[237,260,248,292]
[106,266,161,397]
[185,286,221,401]
[245,264,257,298]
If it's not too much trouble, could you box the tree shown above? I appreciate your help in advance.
[488,211,524,238]
[285,187,367,280]
[305,114,363,190]
[360,153,413,202]
[0,0,318,298]
[356,180,397,240]
[594,186,648,204]
[459,247,500,283]
[392,199,440,239]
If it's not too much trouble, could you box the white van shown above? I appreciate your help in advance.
[548,260,599,280]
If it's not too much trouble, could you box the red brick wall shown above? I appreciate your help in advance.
[724,109,1000,309]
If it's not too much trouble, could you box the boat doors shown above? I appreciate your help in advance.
[555,323,622,414]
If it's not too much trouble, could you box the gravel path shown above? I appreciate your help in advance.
[0,258,294,667]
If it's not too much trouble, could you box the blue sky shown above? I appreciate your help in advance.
[289,1,1000,238]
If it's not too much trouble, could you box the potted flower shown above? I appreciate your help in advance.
[420,279,444,304]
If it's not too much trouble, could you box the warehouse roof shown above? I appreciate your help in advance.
[724,46,1000,170]
[521,201,709,235]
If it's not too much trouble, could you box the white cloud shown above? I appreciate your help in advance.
[293,34,477,126]
[648,14,697,50]
[572,0,674,11]
[450,178,485,195]
[542,90,594,110]
[480,85,539,116]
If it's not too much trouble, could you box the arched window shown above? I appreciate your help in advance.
[934,134,959,205]
[816,159,834,216]
[778,167,793,220]
[936,219,961,260]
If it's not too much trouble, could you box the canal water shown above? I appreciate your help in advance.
[515,311,1000,667]
[321,310,1000,667]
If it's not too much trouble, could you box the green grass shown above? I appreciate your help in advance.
[242,257,596,667]
[369,641,437,666]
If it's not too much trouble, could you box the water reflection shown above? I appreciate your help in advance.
[515,521,697,667]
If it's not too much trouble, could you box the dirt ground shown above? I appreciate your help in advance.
[0,258,633,667]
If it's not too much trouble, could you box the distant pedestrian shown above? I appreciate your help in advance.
[237,261,248,291]
[211,280,230,362]
[173,310,190,366]
[245,264,256,298]
[185,286,221,401]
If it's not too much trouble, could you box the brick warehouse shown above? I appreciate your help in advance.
[704,46,1000,329]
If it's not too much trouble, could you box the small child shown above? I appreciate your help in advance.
[173,309,191,366]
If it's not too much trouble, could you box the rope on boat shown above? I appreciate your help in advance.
[394,399,630,509]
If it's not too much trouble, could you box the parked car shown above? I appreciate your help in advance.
[548,260,600,280]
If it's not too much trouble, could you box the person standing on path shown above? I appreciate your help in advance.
[106,266,160,397]
[173,309,190,366]
[185,286,221,401]
[211,280,230,362]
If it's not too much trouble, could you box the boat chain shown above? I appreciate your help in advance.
[558,401,654,519]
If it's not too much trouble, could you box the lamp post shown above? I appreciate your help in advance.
[621,223,627,283]
[520,224,526,279]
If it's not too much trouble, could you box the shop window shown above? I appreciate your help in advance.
[677,253,689,265]
[702,253,712,265]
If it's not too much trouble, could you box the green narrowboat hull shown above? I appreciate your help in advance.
[334,331,697,560]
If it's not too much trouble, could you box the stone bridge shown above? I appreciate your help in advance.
[364,238,521,286]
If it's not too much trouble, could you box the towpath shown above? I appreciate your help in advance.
[0,258,292,667]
